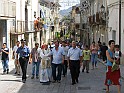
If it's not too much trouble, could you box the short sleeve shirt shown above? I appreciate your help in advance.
[67,47,82,60]
[51,47,65,64]
[1,48,9,60]
[83,50,91,60]
[13,46,19,59]
[16,45,30,58]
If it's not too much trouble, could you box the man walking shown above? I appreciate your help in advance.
[1,43,9,74]
[62,41,69,77]
[82,45,91,73]
[12,41,20,75]
[50,40,65,83]
[30,43,41,79]
[101,42,108,63]
[67,41,82,85]
[16,39,30,83]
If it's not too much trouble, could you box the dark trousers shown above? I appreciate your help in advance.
[69,60,80,83]
[62,60,68,76]
[19,57,28,80]
[102,55,107,61]
[52,63,62,81]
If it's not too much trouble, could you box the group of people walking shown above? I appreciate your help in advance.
[0,39,122,93]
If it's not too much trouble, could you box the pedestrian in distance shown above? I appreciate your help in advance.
[97,41,102,58]
[29,43,41,79]
[0,43,9,74]
[82,45,91,73]
[67,41,82,85]
[105,40,121,93]
[62,41,69,77]
[16,39,30,83]
[90,41,98,69]
[101,42,108,63]
[12,41,20,75]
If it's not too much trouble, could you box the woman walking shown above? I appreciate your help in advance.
[90,41,98,69]
[105,40,121,93]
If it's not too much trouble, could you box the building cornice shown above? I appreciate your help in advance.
[108,0,124,8]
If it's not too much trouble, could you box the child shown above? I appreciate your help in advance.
[82,45,91,73]
[114,45,122,65]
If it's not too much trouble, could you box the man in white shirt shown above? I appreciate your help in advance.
[12,41,20,75]
[67,41,82,85]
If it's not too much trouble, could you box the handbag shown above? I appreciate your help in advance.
[111,60,119,72]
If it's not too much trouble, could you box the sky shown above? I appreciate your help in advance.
[59,0,80,10]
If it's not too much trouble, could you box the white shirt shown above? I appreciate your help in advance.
[67,47,82,60]
[115,51,120,59]
[13,45,19,59]
[62,46,69,60]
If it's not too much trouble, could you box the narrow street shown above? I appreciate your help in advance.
[0,61,124,93]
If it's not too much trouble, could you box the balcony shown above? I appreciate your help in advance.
[0,0,16,17]
[88,12,106,26]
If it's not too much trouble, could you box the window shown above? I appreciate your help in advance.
[112,30,116,41]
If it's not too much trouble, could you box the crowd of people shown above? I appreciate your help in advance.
[0,39,122,93]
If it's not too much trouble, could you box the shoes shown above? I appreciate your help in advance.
[36,76,39,79]
[52,80,56,83]
[57,80,61,83]
[22,79,26,83]
[72,82,76,85]
[7,69,9,74]
[76,79,78,83]
[86,71,89,73]
[31,76,34,79]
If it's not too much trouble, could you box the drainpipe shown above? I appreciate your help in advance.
[119,0,121,50]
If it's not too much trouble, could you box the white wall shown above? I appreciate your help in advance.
[107,1,124,53]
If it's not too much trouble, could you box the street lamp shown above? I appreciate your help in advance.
[101,4,105,12]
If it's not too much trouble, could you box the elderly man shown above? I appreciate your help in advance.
[67,41,82,85]
[16,39,30,83]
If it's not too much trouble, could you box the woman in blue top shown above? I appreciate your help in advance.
[105,40,121,93]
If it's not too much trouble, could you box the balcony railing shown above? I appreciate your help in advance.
[88,12,106,25]
[0,0,16,17]
[10,20,43,34]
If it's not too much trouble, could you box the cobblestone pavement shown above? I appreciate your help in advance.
[0,61,124,93]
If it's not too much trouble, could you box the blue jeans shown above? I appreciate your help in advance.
[91,53,97,67]
[32,62,40,76]
[2,60,9,72]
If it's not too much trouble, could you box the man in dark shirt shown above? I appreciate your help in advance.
[1,43,9,74]
[101,42,108,62]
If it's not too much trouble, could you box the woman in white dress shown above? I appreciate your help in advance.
[40,44,52,83]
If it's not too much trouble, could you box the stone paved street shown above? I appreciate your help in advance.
[0,61,124,93]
